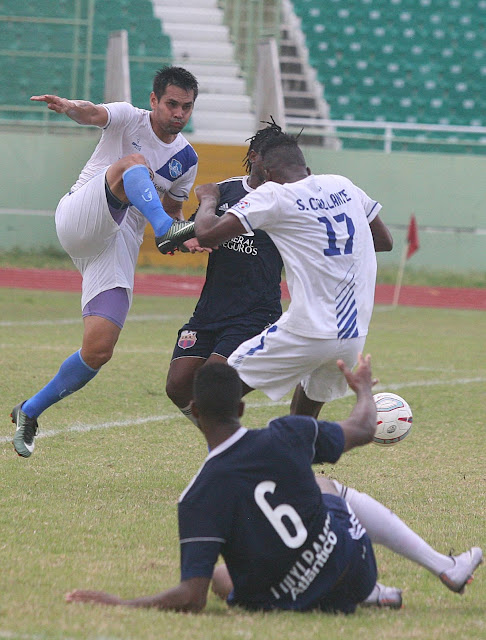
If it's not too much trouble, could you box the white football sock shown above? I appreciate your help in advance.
[179,404,198,426]
[334,481,455,576]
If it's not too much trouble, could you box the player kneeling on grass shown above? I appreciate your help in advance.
[66,358,482,613]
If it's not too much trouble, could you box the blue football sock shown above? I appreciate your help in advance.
[122,164,173,236]
[22,350,99,418]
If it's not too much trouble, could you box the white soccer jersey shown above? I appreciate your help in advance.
[57,101,198,309]
[70,101,198,203]
[227,174,381,339]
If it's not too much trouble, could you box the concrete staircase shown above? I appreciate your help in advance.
[279,0,338,148]
[152,0,255,144]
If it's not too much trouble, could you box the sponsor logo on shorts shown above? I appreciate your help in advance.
[270,513,338,602]
[169,158,183,179]
[178,330,197,350]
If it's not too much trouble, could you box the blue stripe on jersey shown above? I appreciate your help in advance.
[336,276,359,339]
[155,144,198,182]
[230,209,255,232]
[367,201,379,219]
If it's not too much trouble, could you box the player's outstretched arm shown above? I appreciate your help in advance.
[336,354,377,452]
[66,577,211,613]
[194,183,246,247]
[30,95,108,127]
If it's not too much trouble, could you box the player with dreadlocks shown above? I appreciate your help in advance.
[165,121,286,424]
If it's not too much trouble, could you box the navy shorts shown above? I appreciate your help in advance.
[317,495,377,614]
[171,318,276,361]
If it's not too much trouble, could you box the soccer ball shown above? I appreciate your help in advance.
[373,392,413,446]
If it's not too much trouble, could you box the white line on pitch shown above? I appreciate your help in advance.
[0,401,286,444]
[2,377,486,446]
[0,313,186,328]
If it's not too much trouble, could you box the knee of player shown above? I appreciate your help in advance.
[82,344,115,370]
[165,371,193,408]
[123,153,149,171]
[165,377,186,407]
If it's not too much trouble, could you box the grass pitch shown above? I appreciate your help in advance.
[1,289,485,640]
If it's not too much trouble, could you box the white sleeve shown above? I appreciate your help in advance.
[226,184,280,234]
[352,183,382,223]
[102,102,135,132]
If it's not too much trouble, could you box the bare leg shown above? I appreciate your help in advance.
[81,316,121,369]
[166,353,229,424]
[211,564,233,600]
[105,153,152,202]
[290,383,324,418]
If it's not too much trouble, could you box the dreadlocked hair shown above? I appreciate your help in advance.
[243,116,285,174]
[261,129,301,158]
[260,130,307,170]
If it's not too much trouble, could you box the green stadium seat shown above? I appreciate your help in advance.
[292,0,486,153]
[0,0,173,124]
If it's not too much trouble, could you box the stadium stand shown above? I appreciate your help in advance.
[0,0,260,140]
[290,0,486,153]
[0,0,173,122]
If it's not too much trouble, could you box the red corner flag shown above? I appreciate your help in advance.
[406,214,419,260]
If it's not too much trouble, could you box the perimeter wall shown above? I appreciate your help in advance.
[1,130,485,272]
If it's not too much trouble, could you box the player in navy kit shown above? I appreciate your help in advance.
[165,122,284,423]
[66,356,380,612]
[66,360,483,612]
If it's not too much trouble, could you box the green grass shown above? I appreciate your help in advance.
[1,289,485,639]
[2,249,486,287]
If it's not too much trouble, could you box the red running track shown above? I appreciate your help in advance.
[1,267,485,310]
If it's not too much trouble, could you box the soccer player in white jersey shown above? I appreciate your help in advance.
[11,66,199,457]
[194,131,393,413]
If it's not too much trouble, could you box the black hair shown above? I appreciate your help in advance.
[243,117,285,174]
[260,131,306,169]
[193,363,242,420]
[152,66,199,101]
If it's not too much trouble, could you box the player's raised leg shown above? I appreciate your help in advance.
[324,478,483,594]
[105,155,195,253]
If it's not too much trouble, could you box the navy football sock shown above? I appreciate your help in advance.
[122,164,173,236]
[22,350,99,418]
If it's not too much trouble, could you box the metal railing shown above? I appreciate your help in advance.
[286,117,486,153]
[0,0,171,123]
[0,0,95,99]
[218,0,282,94]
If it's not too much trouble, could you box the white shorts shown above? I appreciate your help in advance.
[55,171,146,309]
[227,321,366,403]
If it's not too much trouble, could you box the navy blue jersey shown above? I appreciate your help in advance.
[178,416,375,612]
[190,177,283,330]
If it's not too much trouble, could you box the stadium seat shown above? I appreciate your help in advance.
[291,0,486,152]
[0,1,173,123]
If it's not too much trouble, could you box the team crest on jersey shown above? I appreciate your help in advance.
[169,158,183,179]
[234,199,250,211]
[178,330,197,349]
